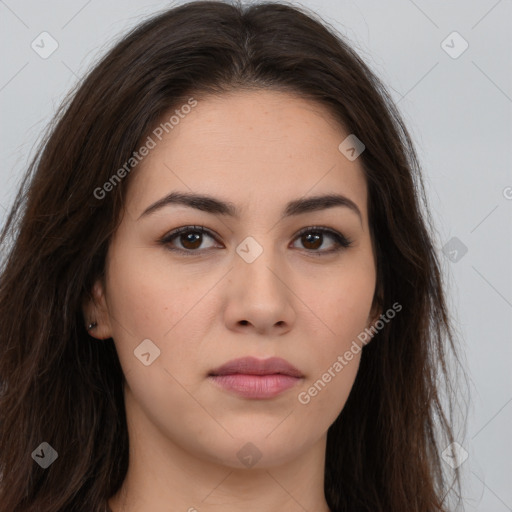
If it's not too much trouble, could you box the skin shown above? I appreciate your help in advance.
[84,89,381,512]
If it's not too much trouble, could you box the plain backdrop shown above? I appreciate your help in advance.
[1,0,511,510]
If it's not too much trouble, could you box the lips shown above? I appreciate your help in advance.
[208,356,304,378]
[208,356,304,399]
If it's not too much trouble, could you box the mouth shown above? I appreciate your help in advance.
[208,356,304,399]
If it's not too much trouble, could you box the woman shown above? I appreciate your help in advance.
[0,1,466,510]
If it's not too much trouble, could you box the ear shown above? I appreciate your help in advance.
[82,277,113,340]
[365,283,384,344]
[367,301,383,328]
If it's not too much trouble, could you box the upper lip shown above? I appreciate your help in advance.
[209,356,304,378]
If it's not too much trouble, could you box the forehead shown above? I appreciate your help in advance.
[125,89,368,223]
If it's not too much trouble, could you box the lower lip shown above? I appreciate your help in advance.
[208,374,302,399]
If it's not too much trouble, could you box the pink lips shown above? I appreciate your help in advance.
[208,356,304,399]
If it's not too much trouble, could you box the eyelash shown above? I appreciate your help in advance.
[159,225,353,257]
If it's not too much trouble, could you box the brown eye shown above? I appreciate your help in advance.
[179,231,202,250]
[292,227,352,254]
[161,226,220,254]
[301,232,323,250]
[160,225,352,257]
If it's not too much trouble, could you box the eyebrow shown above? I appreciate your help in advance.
[138,191,362,222]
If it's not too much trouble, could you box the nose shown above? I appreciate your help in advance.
[223,243,296,336]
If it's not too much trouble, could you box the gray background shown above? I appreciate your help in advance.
[1,0,511,509]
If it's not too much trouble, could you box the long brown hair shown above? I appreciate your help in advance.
[0,1,467,510]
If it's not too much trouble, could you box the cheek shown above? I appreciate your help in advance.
[307,259,376,347]
[295,279,371,425]
[104,248,202,373]
[298,260,374,407]
[337,251,376,329]
[298,351,361,425]
[330,285,375,346]
[106,238,203,327]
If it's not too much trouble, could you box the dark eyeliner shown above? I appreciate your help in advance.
[293,225,353,255]
[158,225,219,256]
[159,225,353,255]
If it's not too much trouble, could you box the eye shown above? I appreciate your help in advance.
[291,226,353,255]
[159,225,220,254]
[159,225,353,256]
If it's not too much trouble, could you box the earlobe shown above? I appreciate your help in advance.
[364,295,384,345]
[367,308,382,332]
[369,297,383,325]
[82,278,113,340]
[369,279,384,325]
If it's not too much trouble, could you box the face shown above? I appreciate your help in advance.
[85,89,379,469]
